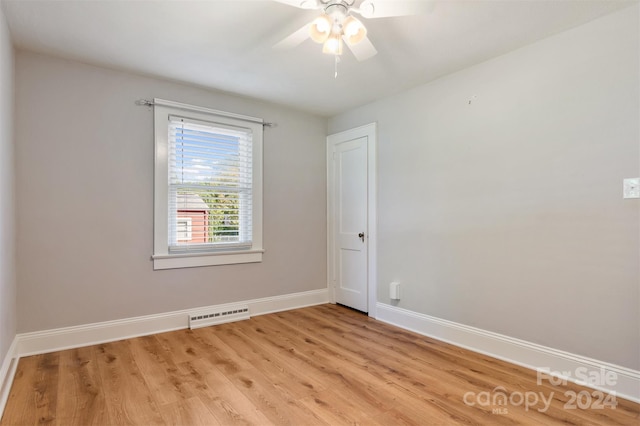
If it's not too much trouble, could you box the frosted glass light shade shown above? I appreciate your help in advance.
[309,14,332,43]
[322,33,343,55]
[342,16,366,45]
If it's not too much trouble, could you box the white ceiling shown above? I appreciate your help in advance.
[2,0,636,116]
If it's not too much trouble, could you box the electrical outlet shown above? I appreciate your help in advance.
[390,282,401,300]
[623,177,640,199]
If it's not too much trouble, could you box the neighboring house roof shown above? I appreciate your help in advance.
[176,193,208,211]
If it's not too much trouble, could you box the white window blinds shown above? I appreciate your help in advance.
[168,116,253,252]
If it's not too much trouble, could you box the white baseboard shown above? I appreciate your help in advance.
[0,336,19,419]
[376,303,640,403]
[16,288,329,358]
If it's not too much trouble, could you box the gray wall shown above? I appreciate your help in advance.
[0,4,16,365]
[15,52,327,332]
[329,6,639,370]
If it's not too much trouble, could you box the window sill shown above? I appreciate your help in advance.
[152,249,264,270]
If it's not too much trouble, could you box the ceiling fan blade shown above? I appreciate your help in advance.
[345,35,378,61]
[358,0,435,18]
[272,0,320,9]
[273,24,311,50]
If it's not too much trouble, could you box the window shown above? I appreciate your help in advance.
[153,99,263,269]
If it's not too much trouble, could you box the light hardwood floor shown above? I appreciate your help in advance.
[1,304,638,425]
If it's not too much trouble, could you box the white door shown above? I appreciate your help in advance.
[328,124,376,314]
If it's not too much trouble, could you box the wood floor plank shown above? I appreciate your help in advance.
[154,329,207,365]
[190,327,255,375]
[158,396,223,426]
[269,310,513,425]
[237,322,342,391]
[127,334,194,406]
[216,320,328,397]
[56,346,110,425]
[1,353,59,426]
[225,366,328,426]
[0,356,40,425]
[257,316,394,415]
[94,340,165,425]
[292,306,638,424]
[1,304,638,426]
[210,324,275,365]
[176,358,273,426]
[298,389,386,426]
[309,315,536,425]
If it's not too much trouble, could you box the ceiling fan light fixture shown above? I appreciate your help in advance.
[322,33,343,55]
[309,14,332,43]
[342,15,366,45]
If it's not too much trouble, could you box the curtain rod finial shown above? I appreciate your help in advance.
[135,99,154,108]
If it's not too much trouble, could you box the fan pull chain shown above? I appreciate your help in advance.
[334,55,341,78]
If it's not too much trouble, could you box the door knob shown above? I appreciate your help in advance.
[358,232,365,242]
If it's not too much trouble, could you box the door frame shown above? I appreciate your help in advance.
[327,123,377,318]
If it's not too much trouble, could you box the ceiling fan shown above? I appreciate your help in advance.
[273,0,434,62]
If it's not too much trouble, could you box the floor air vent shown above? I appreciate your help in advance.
[188,305,250,329]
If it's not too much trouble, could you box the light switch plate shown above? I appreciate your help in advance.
[623,177,640,199]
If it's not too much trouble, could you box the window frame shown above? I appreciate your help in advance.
[152,98,263,270]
